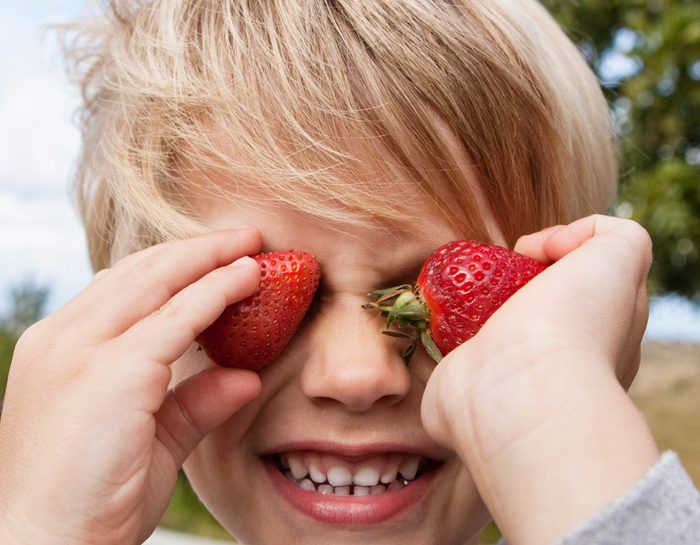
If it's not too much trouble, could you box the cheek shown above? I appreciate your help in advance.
[181,400,267,539]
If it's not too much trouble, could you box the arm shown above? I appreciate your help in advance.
[422,215,666,545]
[0,227,262,545]
[556,451,700,545]
[496,452,700,545]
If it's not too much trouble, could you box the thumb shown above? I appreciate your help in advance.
[155,367,261,467]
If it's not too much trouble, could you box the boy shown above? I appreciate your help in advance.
[1,1,698,544]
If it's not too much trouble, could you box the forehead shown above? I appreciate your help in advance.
[184,104,506,246]
[197,196,460,284]
[187,137,509,282]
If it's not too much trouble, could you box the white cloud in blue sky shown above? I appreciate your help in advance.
[0,1,91,313]
[0,2,698,340]
[646,295,700,343]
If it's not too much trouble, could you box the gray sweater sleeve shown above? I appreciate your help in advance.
[497,451,700,545]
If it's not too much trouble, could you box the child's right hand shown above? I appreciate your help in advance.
[0,227,262,545]
[421,215,660,545]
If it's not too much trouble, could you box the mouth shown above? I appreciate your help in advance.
[270,450,436,495]
[262,448,443,524]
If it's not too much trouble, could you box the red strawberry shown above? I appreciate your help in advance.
[197,250,320,371]
[365,240,546,363]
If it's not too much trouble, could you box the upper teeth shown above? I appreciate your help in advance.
[280,451,427,493]
[327,465,352,486]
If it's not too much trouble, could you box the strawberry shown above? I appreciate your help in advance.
[364,240,546,363]
[197,250,320,371]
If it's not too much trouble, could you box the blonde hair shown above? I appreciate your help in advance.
[61,0,617,270]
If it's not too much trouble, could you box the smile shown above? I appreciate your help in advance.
[263,448,442,524]
[274,450,431,496]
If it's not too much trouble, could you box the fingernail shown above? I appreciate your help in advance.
[231,256,256,267]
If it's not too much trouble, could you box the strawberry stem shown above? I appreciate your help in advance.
[361,302,395,314]
[364,284,443,365]
[368,284,413,299]
[420,329,443,363]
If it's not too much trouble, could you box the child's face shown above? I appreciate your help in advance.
[172,167,505,544]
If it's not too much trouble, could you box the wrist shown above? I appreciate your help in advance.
[450,346,659,545]
[1,511,32,545]
[0,503,91,545]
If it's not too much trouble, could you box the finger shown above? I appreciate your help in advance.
[155,366,262,467]
[619,345,641,391]
[542,215,652,269]
[540,215,604,262]
[513,225,564,263]
[539,216,652,385]
[89,269,110,284]
[543,216,654,309]
[55,227,262,340]
[114,255,260,365]
[95,225,249,277]
[618,286,650,390]
[68,240,211,315]
[102,224,249,275]
[79,238,192,290]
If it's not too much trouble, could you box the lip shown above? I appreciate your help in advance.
[258,440,448,461]
[261,442,443,525]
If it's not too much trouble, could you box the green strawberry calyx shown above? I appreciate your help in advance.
[362,284,443,365]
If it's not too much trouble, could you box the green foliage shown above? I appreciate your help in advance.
[160,471,234,541]
[543,0,700,298]
[619,159,700,293]
[0,280,50,404]
[0,328,14,405]
[1,279,50,337]
[479,522,502,544]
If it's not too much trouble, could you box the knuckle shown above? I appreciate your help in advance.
[155,295,197,338]
[622,218,652,246]
[157,296,185,320]
[134,251,160,277]
[12,319,45,356]
[10,318,72,381]
[619,219,653,271]
[117,358,172,404]
[90,268,111,283]
[111,250,139,270]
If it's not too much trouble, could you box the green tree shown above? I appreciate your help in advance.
[0,280,50,407]
[0,328,15,412]
[2,279,50,336]
[543,0,700,298]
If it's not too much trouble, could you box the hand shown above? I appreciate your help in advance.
[0,228,262,545]
[421,215,660,545]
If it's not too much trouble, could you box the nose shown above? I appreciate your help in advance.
[300,296,412,412]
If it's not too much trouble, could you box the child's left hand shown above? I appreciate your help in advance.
[0,229,262,545]
[421,214,660,545]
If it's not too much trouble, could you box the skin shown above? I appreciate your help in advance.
[176,199,493,545]
[0,196,659,544]
[423,215,660,544]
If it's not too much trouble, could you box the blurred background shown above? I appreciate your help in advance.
[0,1,698,543]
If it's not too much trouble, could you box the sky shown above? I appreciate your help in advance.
[0,1,699,342]
[0,0,90,314]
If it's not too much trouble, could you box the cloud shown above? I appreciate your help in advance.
[0,4,82,198]
[0,190,92,314]
[0,71,81,197]
[646,295,700,343]
[0,2,91,313]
